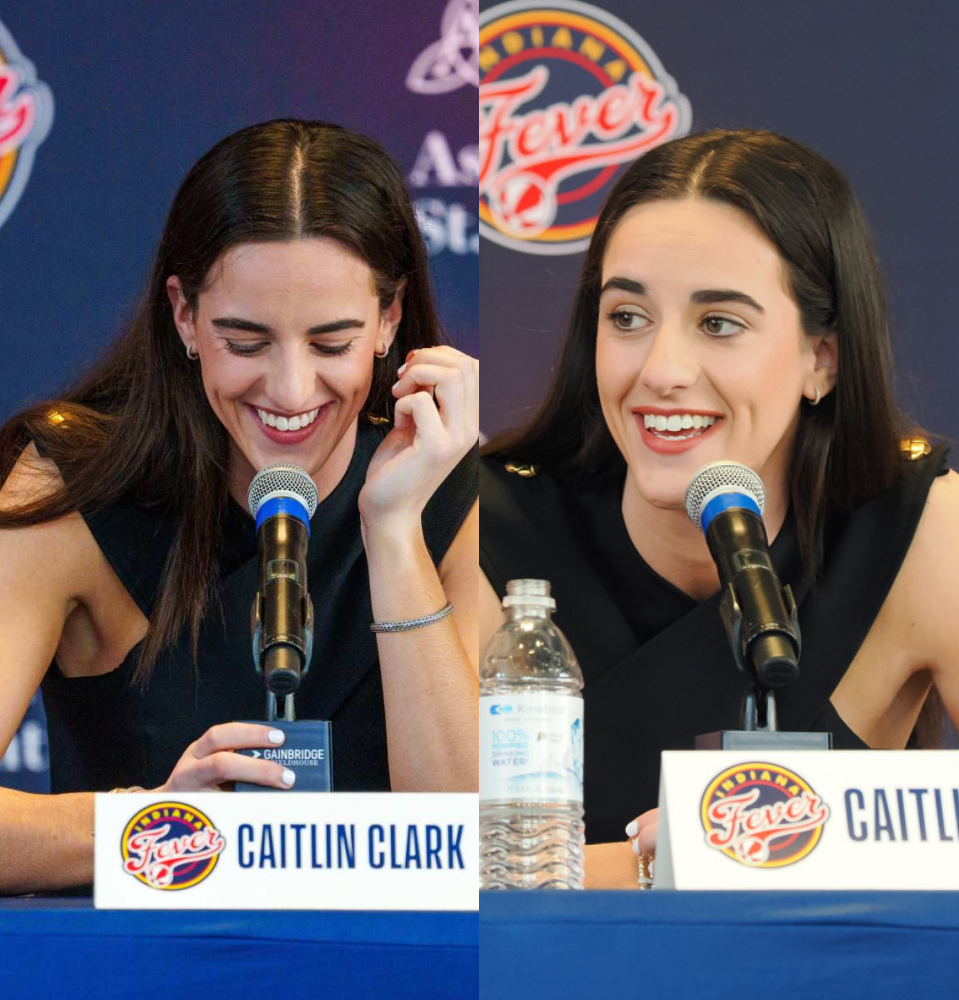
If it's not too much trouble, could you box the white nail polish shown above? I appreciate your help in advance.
[632,838,640,855]
[625,820,638,838]
[282,769,296,786]
[396,363,407,375]
[268,729,284,744]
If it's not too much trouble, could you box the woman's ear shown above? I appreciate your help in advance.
[378,280,406,353]
[809,331,838,400]
[166,276,197,353]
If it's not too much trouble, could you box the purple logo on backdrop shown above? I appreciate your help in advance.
[407,0,479,94]
[0,18,54,232]
[406,0,479,257]
[478,0,691,255]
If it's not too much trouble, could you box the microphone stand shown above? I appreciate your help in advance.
[696,580,831,751]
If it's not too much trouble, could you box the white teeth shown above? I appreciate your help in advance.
[255,407,320,432]
[643,413,717,435]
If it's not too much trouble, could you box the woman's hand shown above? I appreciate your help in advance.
[359,346,478,531]
[154,723,297,792]
[626,807,659,859]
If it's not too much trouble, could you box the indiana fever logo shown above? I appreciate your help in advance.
[479,0,690,255]
[121,802,226,890]
[0,19,53,232]
[701,762,830,868]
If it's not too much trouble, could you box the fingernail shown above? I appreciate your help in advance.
[392,381,401,392]
[406,350,417,362]
[632,838,640,854]
[268,730,284,744]
[625,820,638,838]
[396,362,407,375]
[282,769,296,787]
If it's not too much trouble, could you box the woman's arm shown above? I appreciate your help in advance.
[0,447,308,894]
[366,502,478,791]
[361,346,479,791]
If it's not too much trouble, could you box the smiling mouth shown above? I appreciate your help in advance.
[255,406,320,432]
[640,412,719,442]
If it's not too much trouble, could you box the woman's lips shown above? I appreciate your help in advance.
[249,403,330,445]
[632,410,724,455]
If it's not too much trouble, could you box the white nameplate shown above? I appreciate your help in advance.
[94,792,477,910]
[656,750,959,890]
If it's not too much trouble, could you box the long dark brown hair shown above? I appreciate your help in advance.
[486,129,944,745]
[0,119,444,683]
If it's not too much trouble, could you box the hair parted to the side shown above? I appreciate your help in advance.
[485,128,945,745]
[0,119,444,683]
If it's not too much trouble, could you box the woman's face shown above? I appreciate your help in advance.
[595,197,834,520]
[168,238,400,500]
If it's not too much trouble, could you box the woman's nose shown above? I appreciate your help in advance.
[266,349,316,412]
[638,323,698,397]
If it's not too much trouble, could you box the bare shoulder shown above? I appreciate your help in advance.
[900,467,959,587]
[885,466,959,669]
[0,442,99,590]
[0,441,65,508]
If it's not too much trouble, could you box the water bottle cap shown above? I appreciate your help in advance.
[502,594,556,610]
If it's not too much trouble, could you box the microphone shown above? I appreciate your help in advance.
[247,465,319,698]
[685,462,800,690]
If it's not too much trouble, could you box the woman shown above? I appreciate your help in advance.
[0,120,479,894]
[479,129,959,887]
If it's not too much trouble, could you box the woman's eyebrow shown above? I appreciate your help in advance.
[600,277,646,296]
[690,289,765,313]
[210,317,366,334]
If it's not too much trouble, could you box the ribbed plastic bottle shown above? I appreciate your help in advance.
[479,579,585,889]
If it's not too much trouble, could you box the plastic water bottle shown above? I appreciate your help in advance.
[479,579,585,889]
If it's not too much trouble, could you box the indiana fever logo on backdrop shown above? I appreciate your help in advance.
[479,0,691,255]
[701,762,830,868]
[0,19,53,232]
[121,802,226,890]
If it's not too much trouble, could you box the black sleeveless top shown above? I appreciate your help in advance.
[480,448,948,843]
[41,421,477,794]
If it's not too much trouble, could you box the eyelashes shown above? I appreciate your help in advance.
[604,310,745,338]
[224,340,356,357]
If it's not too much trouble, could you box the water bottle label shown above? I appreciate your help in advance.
[479,694,584,803]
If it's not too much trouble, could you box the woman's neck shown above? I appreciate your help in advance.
[620,472,789,601]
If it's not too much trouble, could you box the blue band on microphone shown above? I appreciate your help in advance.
[701,490,762,534]
[255,496,312,535]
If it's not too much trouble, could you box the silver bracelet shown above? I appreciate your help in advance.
[370,602,454,633]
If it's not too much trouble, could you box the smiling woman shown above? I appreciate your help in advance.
[480,129,959,888]
[0,120,479,894]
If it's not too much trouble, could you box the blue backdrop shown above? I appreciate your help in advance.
[0,1,478,792]
[480,0,959,442]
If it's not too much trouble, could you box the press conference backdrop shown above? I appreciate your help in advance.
[479,0,959,442]
[0,2,478,792]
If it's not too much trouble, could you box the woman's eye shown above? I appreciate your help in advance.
[311,341,355,357]
[225,340,266,356]
[702,315,743,337]
[607,310,647,332]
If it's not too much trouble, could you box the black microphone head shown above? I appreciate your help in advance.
[247,465,319,521]
[685,461,766,531]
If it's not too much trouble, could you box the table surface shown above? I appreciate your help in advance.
[0,897,478,999]
[481,891,959,1000]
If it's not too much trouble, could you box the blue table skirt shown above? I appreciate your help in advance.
[0,898,477,999]
[481,892,959,1000]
